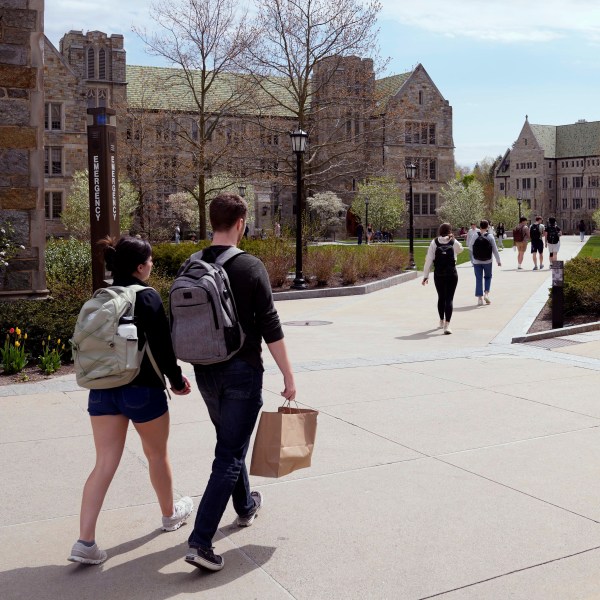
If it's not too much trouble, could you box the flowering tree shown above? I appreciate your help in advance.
[0,220,24,271]
[61,170,139,239]
[166,192,199,235]
[307,192,346,238]
[350,177,406,232]
[437,179,485,229]
[491,196,520,230]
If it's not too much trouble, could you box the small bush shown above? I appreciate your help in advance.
[340,252,358,285]
[245,237,294,288]
[45,237,91,287]
[306,246,337,285]
[563,256,600,316]
[152,241,208,277]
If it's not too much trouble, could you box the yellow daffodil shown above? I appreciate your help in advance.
[24,333,27,340]
[47,334,51,340]
[57,338,61,345]
[15,327,21,336]
[15,341,20,348]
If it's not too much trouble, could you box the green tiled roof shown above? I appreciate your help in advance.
[126,65,297,118]
[374,72,411,108]
[531,121,600,158]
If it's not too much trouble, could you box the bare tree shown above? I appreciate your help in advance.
[135,0,255,239]
[244,0,384,202]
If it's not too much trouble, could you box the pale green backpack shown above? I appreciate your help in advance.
[71,285,163,389]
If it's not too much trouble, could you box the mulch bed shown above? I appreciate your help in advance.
[527,302,600,334]
[0,362,75,387]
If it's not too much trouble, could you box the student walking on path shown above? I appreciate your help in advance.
[513,217,530,269]
[530,216,545,270]
[69,236,193,566]
[465,222,479,263]
[422,223,463,335]
[496,222,505,250]
[546,217,562,264]
[578,219,586,242]
[469,220,502,305]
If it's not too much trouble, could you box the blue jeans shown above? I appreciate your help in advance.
[473,262,493,297]
[188,359,263,549]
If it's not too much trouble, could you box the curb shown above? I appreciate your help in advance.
[512,320,600,344]
[273,271,419,301]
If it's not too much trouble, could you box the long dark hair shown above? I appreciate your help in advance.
[98,235,152,279]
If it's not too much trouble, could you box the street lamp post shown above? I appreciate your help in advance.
[365,196,369,244]
[290,128,308,289]
[404,162,417,270]
[517,195,522,220]
[238,184,246,198]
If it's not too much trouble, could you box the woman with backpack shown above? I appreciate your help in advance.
[546,217,562,264]
[422,223,464,334]
[68,236,193,566]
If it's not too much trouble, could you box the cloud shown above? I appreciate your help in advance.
[381,0,600,43]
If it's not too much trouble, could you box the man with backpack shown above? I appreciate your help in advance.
[512,216,530,270]
[529,216,545,270]
[545,216,562,264]
[469,220,501,305]
[177,192,296,573]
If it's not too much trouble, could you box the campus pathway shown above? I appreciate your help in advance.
[1,235,600,599]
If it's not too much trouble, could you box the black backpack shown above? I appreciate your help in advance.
[433,239,456,275]
[530,223,541,240]
[546,225,560,244]
[472,232,493,261]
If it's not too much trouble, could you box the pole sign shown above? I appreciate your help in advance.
[87,107,120,291]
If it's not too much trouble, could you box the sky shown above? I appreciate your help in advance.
[44,0,600,168]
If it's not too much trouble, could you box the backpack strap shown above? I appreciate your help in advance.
[214,246,245,266]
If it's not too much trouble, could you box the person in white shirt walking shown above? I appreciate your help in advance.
[469,220,502,305]
[465,222,479,264]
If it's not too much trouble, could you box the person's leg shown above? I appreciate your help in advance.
[79,415,129,542]
[188,361,263,551]
[444,274,458,322]
[483,262,493,294]
[433,275,445,321]
[532,243,538,267]
[473,263,483,298]
[133,412,174,517]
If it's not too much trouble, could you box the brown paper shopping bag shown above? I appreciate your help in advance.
[250,403,318,478]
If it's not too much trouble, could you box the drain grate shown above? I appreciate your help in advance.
[283,320,333,326]
[524,338,582,349]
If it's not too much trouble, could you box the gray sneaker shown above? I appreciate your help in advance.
[237,491,263,527]
[162,496,194,532]
[68,541,107,565]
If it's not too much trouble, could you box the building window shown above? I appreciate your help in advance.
[573,176,583,188]
[590,176,599,188]
[522,178,531,190]
[562,198,568,209]
[87,47,95,78]
[499,182,505,191]
[409,193,437,215]
[191,120,198,141]
[44,147,62,176]
[562,177,568,189]
[418,90,423,105]
[548,180,552,189]
[98,48,106,80]
[44,191,63,219]
[405,122,436,145]
[44,102,62,130]
[589,198,598,209]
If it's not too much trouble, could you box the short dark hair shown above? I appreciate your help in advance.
[209,193,248,232]
[535,215,542,221]
[479,219,489,229]
[519,216,528,223]
[99,235,152,278]
[549,216,557,225]
[438,223,452,236]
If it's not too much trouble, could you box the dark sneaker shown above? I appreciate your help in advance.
[185,546,224,571]
[236,491,263,527]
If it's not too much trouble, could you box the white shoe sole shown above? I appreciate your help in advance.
[68,554,107,565]
[162,506,193,532]
[185,553,224,571]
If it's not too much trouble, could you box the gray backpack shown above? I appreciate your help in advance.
[169,247,245,365]
[72,285,163,389]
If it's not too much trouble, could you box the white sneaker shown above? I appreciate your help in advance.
[443,322,452,335]
[477,297,484,306]
[484,293,491,305]
[162,496,194,531]
[68,541,107,565]
[439,319,445,328]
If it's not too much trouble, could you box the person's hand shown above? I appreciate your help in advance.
[422,278,429,286]
[171,375,191,395]
[497,262,502,267]
[280,374,296,402]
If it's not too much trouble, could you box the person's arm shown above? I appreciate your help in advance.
[266,339,296,401]
[422,239,436,281]
[453,238,464,255]
[490,235,501,265]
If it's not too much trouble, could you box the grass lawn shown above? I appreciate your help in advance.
[578,235,600,259]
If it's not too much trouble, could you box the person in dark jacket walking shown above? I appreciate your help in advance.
[68,236,192,566]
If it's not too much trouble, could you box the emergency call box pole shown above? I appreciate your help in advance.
[87,107,120,291]
[551,261,564,329]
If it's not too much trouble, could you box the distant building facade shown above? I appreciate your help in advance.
[494,117,600,233]
[43,30,455,239]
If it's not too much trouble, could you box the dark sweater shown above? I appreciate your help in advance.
[112,275,185,390]
[195,245,284,371]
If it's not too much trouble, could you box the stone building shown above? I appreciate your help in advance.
[0,0,47,298]
[494,117,600,233]
[43,29,454,239]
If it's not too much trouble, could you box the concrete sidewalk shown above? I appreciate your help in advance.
[2,236,600,599]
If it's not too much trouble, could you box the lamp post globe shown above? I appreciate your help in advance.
[517,195,522,220]
[404,163,417,270]
[289,128,308,289]
[238,184,246,198]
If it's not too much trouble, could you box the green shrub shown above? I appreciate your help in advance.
[563,256,600,316]
[152,241,208,276]
[45,237,92,287]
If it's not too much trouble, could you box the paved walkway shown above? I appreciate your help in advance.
[1,236,599,599]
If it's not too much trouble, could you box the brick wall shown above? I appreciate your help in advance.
[0,0,47,297]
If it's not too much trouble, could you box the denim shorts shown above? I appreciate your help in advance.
[88,386,168,423]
